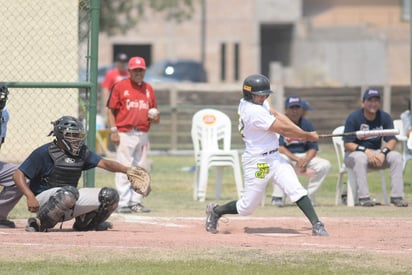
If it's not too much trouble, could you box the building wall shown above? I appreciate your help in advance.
[301,0,409,85]
[98,0,410,86]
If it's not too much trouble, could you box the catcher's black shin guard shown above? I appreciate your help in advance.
[37,186,79,231]
[73,187,119,231]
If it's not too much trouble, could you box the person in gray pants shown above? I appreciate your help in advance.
[0,85,23,228]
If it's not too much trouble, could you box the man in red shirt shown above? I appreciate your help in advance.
[107,56,160,213]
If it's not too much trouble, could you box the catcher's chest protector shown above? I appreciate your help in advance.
[46,143,87,188]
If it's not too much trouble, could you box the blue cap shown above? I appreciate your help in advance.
[363,88,381,100]
[285,95,303,108]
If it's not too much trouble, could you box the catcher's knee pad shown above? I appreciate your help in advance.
[99,187,119,211]
[37,186,79,231]
[73,188,118,231]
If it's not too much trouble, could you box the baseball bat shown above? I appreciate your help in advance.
[319,129,399,138]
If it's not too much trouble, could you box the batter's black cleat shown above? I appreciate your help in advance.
[25,217,41,232]
[312,221,328,236]
[205,203,221,234]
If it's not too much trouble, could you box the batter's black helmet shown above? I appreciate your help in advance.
[50,116,86,156]
[0,85,9,110]
[242,74,272,102]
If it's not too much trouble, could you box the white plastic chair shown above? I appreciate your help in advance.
[393,119,412,180]
[332,126,388,206]
[191,109,243,201]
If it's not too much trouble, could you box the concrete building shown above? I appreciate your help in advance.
[98,0,410,86]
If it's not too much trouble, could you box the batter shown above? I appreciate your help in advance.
[205,74,328,236]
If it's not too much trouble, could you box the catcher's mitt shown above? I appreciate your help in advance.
[127,166,152,197]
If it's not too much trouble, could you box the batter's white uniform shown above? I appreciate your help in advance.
[236,99,307,215]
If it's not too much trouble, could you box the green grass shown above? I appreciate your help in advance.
[1,248,411,274]
[4,143,412,274]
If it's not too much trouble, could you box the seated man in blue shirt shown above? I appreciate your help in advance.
[344,88,407,207]
[272,95,331,207]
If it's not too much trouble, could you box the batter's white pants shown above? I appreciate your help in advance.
[115,130,149,208]
[36,187,102,221]
[236,151,307,216]
[272,153,331,203]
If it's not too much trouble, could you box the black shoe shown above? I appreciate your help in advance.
[0,219,16,228]
[205,203,221,234]
[116,206,132,213]
[312,221,329,236]
[271,196,284,207]
[390,197,408,207]
[116,203,151,213]
[129,203,151,213]
[358,197,376,207]
[95,221,113,231]
[25,218,41,232]
[341,193,347,205]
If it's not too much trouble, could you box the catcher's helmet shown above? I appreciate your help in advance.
[0,85,9,110]
[50,116,86,156]
[242,74,272,102]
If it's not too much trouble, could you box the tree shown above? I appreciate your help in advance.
[100,0,196,35]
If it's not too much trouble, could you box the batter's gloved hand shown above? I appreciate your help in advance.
[127,166,152,197]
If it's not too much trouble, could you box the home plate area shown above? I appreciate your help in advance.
[1,216,412,254]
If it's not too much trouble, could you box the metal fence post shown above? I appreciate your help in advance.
[84,0,100,187]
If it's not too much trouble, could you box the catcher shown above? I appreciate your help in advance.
[13,116,151,232]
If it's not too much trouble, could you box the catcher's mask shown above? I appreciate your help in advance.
[242,74,272,102]
[0,85,9,111]
[49,116,86,156]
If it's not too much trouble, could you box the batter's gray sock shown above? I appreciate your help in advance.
[296,196,319,225]
[214,200,238,216]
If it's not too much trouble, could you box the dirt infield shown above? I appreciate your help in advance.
[1,215,412,258]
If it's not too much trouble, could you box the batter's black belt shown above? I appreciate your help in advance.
[262,149,278,156]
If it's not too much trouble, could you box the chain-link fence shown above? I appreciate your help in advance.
[0,0,99,185]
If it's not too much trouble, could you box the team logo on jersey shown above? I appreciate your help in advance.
[283,136,301,146]
[64,157,76,164]
[126,99,149,110]
[202,114,216,125]
[255,163,269,179]
[360,124,369,131]
[123,90,130,96]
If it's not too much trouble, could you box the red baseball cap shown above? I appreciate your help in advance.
[128,56,146,70]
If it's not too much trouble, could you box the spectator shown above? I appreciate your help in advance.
[107,56,160,213]
[101,53,129,123]
[343,88,407,207]
[0,85,23,228]
[400,98,411,148]
[271,95,331,207]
